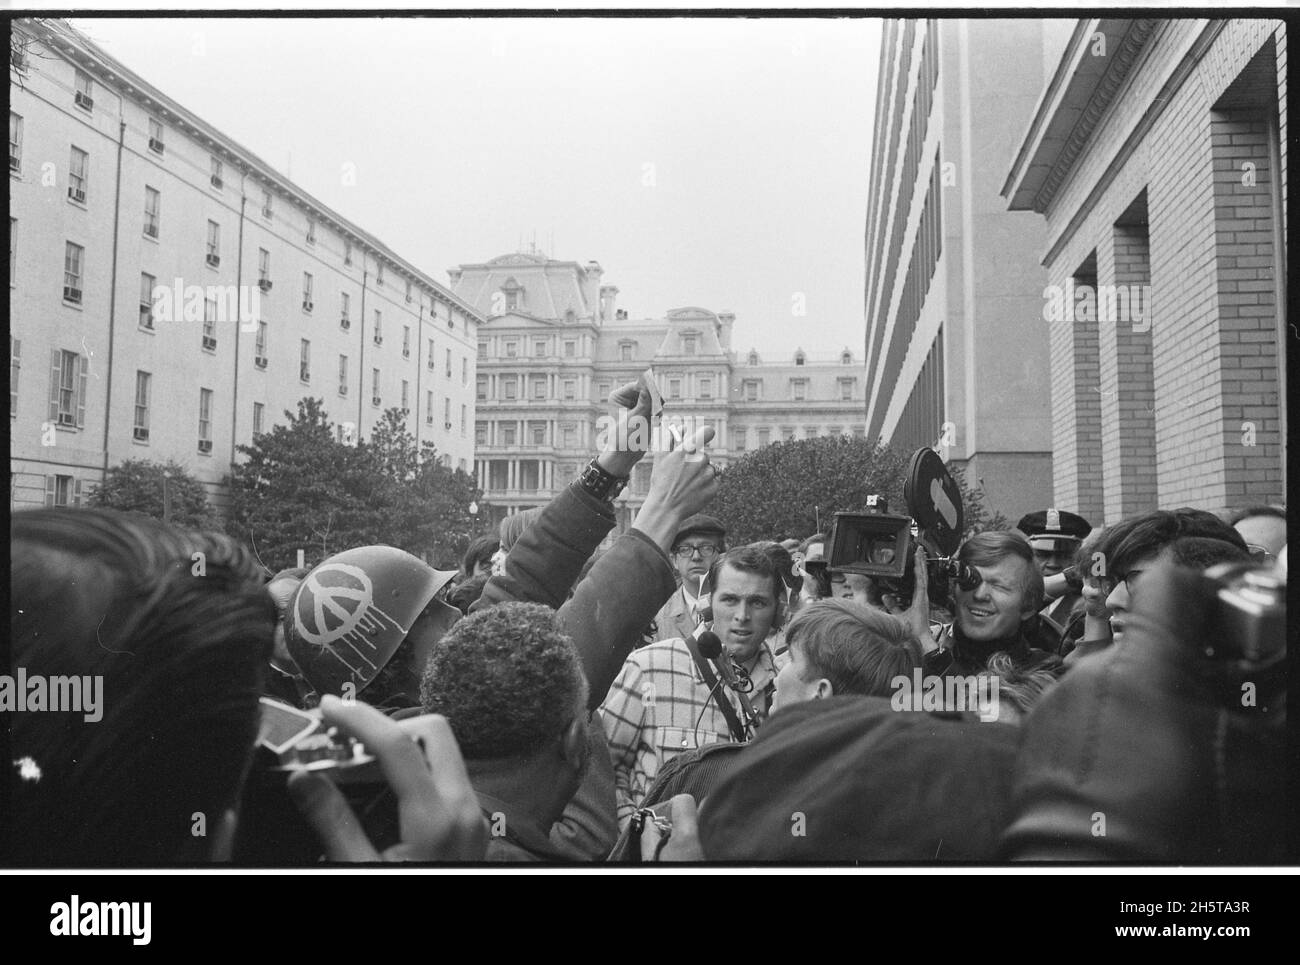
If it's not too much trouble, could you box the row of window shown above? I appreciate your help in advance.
[476,420,582,449]
[476,373,583,403]
[9,117,457,322]
[479,336,581,359]
[14,218,467,378]
[732,425,865,450]
[9,79,345,278]
[471,371,857,404]
[11,338,468,444]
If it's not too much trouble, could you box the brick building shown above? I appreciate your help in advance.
[1004,18,1287,521]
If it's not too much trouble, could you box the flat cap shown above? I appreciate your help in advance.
[673,513,727,547]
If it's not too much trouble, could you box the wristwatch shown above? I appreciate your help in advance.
[577,458,628,502]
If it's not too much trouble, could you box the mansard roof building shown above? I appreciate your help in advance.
[454,252,866,532]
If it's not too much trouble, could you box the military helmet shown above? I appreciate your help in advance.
[286,546,458,698]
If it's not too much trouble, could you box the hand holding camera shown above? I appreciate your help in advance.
[285,696,487,862]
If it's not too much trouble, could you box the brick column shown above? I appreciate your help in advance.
[1097,209,1158,523]
[1211,111,1285,508]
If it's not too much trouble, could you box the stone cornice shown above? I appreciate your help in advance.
[1003,18,1159,213]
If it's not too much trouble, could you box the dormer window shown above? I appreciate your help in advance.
[682,333,697,356]
[747,349,760,366]
[502,277,523,312]
[840,348,853,365]
[794,348,806,366]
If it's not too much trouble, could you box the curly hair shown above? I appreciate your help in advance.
[419,601,587,760]
[10,508,273,865]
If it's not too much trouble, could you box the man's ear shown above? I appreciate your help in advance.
[560,717,587,772]
[815,679,833,700]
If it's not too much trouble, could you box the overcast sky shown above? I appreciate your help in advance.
[71,16,880,361]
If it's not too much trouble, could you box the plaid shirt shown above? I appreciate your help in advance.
[599,636,786,829]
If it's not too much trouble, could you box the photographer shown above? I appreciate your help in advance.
[924,531,1059,680]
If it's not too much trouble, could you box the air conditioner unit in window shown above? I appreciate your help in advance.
[372,396,381,407]
[300,367,311,382]
[210,175,223,189]
[133,426,149,441]
[426,414,434,425]
[198,439,213,454]
[258,278,272,293]
[445,421,453,430]
[68,186,86,202]
[427,358,435,370]
[254,356,268,369]
[9,155,20,172]
[144,224,158,239]
[206,253,220,268]
[340,317,350,330]
[302,300,313,312]
[75,91,94,110]
[373,335,383,346]
[202,336,217,351]
[149,137,165,154]
[402,349,410,359]
[63,286,82,303]
[57,412,77,427]
[339,385,348,396]
[262,207,273,220]
[140,310,154,329]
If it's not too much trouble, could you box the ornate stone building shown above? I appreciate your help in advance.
[453,252,866,533]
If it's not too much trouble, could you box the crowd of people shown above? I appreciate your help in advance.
[8,381,1288,864]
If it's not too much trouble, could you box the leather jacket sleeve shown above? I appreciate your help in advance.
[560,528,676,709]
[472,482,615,615]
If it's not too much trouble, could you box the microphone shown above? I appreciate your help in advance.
[696,630,743,690]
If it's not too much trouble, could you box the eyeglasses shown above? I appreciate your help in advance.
[674,542,719,560]
[1089,569,1146,595]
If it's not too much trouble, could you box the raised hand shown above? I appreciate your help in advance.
[632,424,720,550]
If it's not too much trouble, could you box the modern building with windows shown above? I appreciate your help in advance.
[9,19,482,512]
[1003,17,1286,521]
[862,18,1074,524]
[451,252,866,533]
